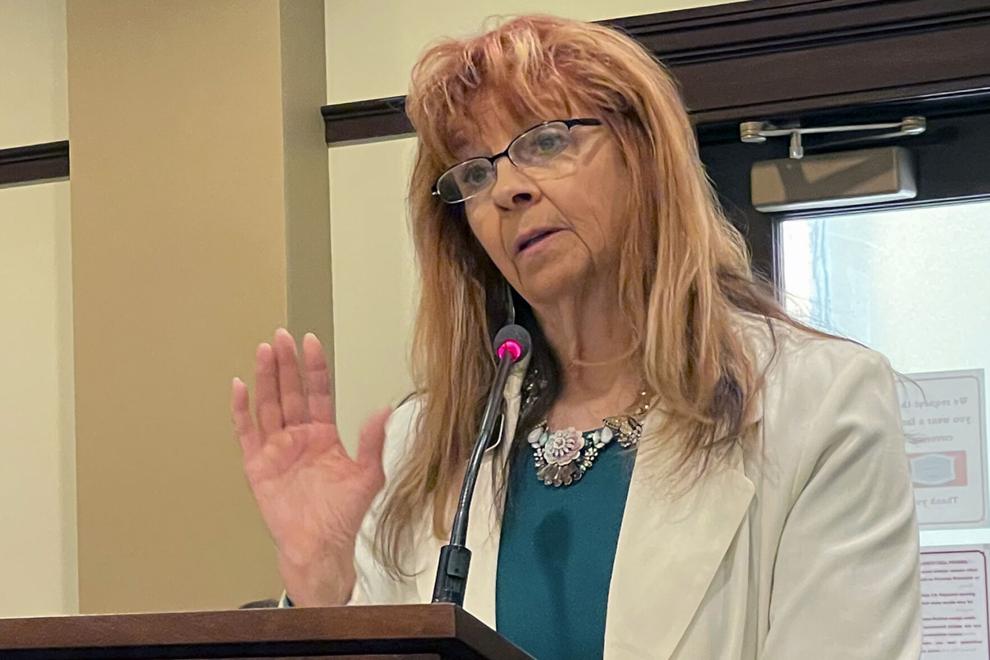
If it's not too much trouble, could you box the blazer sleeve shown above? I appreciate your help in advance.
[348,399,423,604]
[761,349,922,659]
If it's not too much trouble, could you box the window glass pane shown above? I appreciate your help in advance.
[780,199,990,548]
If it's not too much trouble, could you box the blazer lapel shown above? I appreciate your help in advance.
[604,412,756,659]
[603,314,771,657]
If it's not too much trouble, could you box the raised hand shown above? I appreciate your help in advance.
[231,329,389,606]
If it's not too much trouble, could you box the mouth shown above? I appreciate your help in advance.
[515,228,564,255]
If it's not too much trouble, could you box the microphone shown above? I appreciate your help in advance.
[431,324,532,606]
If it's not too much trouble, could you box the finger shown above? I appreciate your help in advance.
[302,332,335,424]
[357,407,391,472]
[273,328,309,425]
[230,377,261,456]
[254,342,284,435]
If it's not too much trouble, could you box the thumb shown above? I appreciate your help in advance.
[356,406,391,472]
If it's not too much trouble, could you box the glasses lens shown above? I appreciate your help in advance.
[437,158,495,203]
[510,122,573,166]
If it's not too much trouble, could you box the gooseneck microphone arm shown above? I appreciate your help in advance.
[431,324,531,606]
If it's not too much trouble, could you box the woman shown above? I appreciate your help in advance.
[230,15,921,659]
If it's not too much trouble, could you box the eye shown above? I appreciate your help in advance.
[458,161,493,188]
[534,130,566,154]
[515,125,571,162]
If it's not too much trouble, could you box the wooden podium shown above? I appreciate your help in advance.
[0,603,532,659]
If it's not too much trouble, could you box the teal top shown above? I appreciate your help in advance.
[495,427,636,659]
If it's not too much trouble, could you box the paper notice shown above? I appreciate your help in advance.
[922,547,990,657]
[900,369,988,528]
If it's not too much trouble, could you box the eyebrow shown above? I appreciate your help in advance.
[448,137,487,161]
[446,126,477,153]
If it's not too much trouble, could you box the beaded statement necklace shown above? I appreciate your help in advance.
[522,370,652,488]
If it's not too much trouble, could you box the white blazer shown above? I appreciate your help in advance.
[347,314,922,659]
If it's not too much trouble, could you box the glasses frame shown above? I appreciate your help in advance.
[431,117,603,204]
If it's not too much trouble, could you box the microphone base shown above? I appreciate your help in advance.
[431,544,472,606]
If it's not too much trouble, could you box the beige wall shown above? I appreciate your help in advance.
[0,0,76,617]
[0,182,76,617]
[67,0,329,613]
[0,0,67,148]
[328,139,419,445]
[324,1,739,447]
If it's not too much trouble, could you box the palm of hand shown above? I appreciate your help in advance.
[246,421,383,561]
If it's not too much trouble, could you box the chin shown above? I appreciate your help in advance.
[517,270,586,307]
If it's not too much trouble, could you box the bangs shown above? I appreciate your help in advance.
[406,16,624,166]
[420,71,580,165]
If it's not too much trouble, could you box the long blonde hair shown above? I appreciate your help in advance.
[377,15,807,574]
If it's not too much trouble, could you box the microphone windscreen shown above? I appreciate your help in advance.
[493,324,532,363]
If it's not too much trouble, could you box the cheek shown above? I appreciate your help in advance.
[549,139,625,213]
[548,184,622,256]
[574,151,631,250]
[465,206,512,272]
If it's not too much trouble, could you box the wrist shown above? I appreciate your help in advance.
[277,552,355,607]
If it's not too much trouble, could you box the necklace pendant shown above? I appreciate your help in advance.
[530,425,589,488]
[537,460,584,487]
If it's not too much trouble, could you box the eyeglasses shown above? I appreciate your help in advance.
[432,118,603,204]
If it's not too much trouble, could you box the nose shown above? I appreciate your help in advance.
[490,157,541,210]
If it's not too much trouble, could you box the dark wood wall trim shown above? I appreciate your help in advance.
[322,0,990,145]
[321,97,407,146]
[0,141,70,187]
